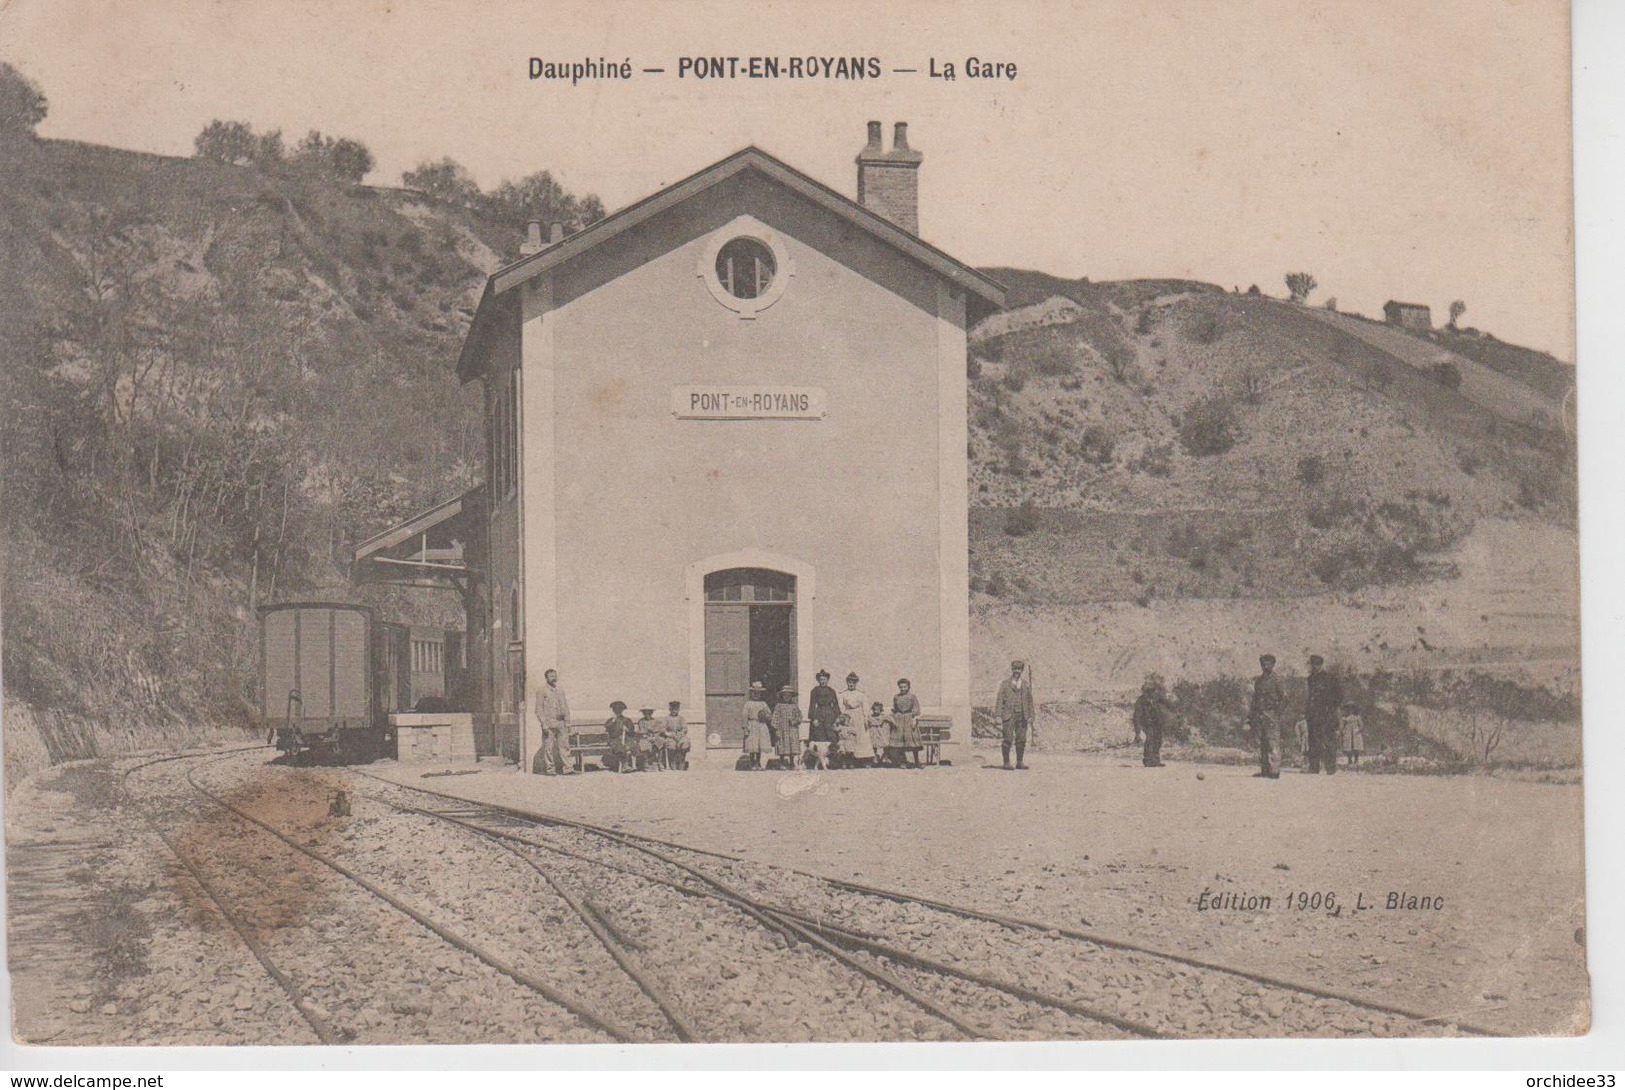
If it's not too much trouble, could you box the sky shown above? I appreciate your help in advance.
[1,0,1575,358]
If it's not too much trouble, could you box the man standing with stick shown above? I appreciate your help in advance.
[995,659,1036,770]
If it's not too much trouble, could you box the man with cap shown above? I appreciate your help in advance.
[1248,655,1284,778]
[995,660,1036,770]
[808,669,841,756]
[604,701,635,773]
[532,668,572,776]
[1132,674,1172,767]
[1304,654,1344,774]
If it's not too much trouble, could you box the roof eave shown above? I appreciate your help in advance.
[481,146,1005,314]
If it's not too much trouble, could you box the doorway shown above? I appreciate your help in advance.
[704,568,796,747]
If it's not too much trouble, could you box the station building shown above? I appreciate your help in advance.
[357,123,1003,767]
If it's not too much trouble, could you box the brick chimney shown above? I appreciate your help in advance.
[520,220,544,255]
[856,120,923,235]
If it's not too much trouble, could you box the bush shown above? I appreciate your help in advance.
[1004,502,1042,537]
[1077,424,1116,465]
[1305,494,1359,529]
[1131,441,1175,477]
[1002,371,1027,393]
[1296,454,1328,487]
[1285,271,1317,304]
[966,354,983,380]
[1186,308,1222,345]
[1431,360,1464,389]
[1178,396,1241,456]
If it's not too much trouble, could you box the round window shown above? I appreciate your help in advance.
[715,237,776,300]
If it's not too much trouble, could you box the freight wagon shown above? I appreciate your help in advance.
[257,602,464,762]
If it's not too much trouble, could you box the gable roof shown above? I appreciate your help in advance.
[458,145,1005,380]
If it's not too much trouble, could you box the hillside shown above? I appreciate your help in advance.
[963,280,1576,606]
[0,132,1580,781]
[0,135,522,781]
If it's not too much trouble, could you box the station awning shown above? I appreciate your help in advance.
[351,486,485,593]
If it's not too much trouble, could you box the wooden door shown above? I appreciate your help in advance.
[705,603,750,748]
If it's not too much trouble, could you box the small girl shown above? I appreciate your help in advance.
[833,713,861,769]
[891,678,924,769]
[866,701,894,767]
[1339,702,1365,767]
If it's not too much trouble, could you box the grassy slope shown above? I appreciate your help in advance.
[1,137,506,778]
[964,281,1576,605]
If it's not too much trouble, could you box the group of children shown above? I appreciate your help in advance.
[739,670,932,772]
[602,700,691,773]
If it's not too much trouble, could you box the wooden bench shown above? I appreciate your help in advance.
[918,716,952,765]
[568,726,614,772]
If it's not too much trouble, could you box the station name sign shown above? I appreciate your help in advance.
[671,386,827,420]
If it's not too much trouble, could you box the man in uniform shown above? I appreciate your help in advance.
[1248,654,1284,779]
[1132,674,1172,767]
[533,668,572,775]
[1304,654,1343,774]
[995,659,1036,770]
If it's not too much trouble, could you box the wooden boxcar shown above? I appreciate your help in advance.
[259,601,464,761]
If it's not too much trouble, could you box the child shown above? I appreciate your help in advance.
[742,682,771,771]
[833,713,862,770]
[770,685,802,771]
[866,701,894,767]
[663,700,690,771]
[1339,702,1365,767]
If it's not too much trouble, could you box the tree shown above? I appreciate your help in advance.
[1285,272,1317,304]
[1449,300,1466,329]
[194,120,258,164]
[292,130,374,184]
[0,62,48,136]
[483,170,606,234]
[255,128,285,165]
[1179,395,1242,456]
[402,157,481,206]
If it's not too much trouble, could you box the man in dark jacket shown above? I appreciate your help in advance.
[995,659,1036,770]
[1304,654,1343,774]
[1248,654,1284,779]
[1132,675,1172,767]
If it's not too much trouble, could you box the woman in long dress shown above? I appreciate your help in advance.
[837,673,873,764]
[771,684,803,768]
[891,678,924,768]
[742,681,772,770]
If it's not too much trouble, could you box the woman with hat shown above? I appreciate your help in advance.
[770,684,803,769]
[742,682,772,770]
[838,672,873,764]
[807,669,841,759]
[890,678,925,768]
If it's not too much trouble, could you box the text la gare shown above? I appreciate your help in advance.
[930,57,1017,81]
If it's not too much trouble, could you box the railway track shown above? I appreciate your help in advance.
[118,748,1501,1042]
[345,763,1502,1040]
[123,749,653,1044]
